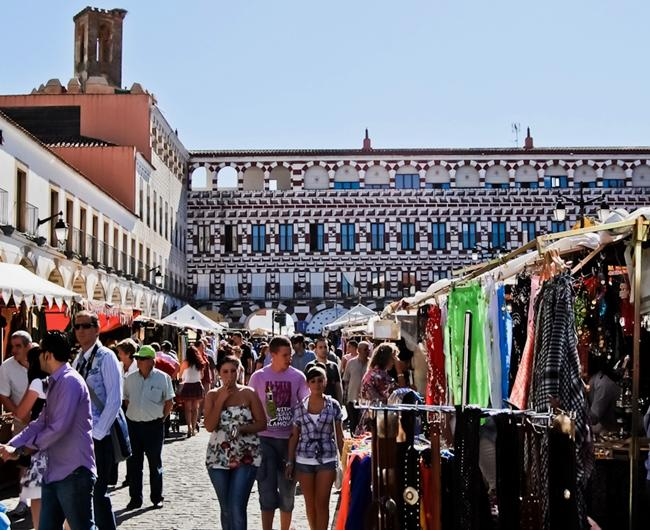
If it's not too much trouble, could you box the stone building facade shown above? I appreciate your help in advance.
[187,132,650,333]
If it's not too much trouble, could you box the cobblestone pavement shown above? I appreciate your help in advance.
[1,427,340,530]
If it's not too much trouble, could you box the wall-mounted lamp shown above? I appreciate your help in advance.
[148,266,163,288]
[36,210,68,246]
[553,183,610,228]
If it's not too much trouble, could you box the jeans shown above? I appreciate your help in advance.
[93,435,117,529]
[208,465,258,529]
[126,418,165,504]
[257,436,296,512]
[40,466,96,530]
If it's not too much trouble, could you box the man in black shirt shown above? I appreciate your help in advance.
[305,337,343,404]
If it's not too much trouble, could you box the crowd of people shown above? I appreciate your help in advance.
[0,317,413,530]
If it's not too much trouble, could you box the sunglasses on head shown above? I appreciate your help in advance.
[73,323,95,330]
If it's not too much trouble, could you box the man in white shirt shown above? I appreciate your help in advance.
[72,310,123,530]
[0,331,30,425]
[123,345,174,510]
[0,330,31,519]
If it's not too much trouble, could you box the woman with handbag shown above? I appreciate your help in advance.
[286,363,344,530]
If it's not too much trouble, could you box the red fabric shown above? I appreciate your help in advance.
[620,299,634,336]
[98,314,125,333]
[425,304,446,404]
[334,460,355,529]
[419,457,434,530]
[45,310,70,331]
[155,357,177,378]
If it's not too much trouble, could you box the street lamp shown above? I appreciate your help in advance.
[553,183,610,228]
[36,210,68,246]
[148,266,163,288]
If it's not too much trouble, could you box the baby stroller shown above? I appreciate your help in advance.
[169,381,186,434]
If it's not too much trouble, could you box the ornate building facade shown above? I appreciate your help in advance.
[187,132,650,333]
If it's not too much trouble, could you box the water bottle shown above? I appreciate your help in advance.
[265,382,277,420]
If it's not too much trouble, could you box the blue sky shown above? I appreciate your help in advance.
[2,1,648,150]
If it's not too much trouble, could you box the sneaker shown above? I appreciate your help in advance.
[7,501,29,519]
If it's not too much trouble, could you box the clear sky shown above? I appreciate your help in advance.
[2,0,649,151]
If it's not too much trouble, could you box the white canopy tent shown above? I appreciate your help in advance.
[161,304,226,332]
[322,303,378,332]
[0,263,80,308]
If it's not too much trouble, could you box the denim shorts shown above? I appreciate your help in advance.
[295,460,337,474]
[257,436,296,513]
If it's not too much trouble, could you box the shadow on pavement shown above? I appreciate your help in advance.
[163,432,188,445]
[115,504,160,525]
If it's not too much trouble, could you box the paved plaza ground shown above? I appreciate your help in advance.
[1,426,340,530]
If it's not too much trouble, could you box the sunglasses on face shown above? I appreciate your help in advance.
[73,323,95,330]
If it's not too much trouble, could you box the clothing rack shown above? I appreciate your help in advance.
[358,402,569,530]
[355,402,562,419]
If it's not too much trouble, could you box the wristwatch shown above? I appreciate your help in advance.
[14,446,25,457]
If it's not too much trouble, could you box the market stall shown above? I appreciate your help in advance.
[0,263,81,358]
[343,209,650,529]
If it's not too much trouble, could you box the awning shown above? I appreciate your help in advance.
[323,304,378,332]
[161,304,226,332]
[0,263,81,308]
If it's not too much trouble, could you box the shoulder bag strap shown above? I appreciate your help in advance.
[83,344,105,412]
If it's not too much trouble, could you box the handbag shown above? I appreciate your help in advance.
[332,417,343,490]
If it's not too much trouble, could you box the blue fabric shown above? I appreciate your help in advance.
[497,285,511,401]
[208,464,258,529]
[40,466,96,530]
[345,454,372,530]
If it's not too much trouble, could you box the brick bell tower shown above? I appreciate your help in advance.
[73,7,128,89]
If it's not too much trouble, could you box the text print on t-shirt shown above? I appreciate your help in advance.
[267,381,293,428]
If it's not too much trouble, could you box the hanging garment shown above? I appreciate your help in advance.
[520,424,544,530]
[342,454,372,530]
[419,449,435,530]
[494,413,523,529]
[425,304,446,404]
[484,276,503,408]
[446,283,490,407]
[397,444,422,530]
[508,273,531,393]
[530,273,593,529]
[497,284,512,401]
[509,275,542,410]
[548,427,578,530]
[452,406,492,529]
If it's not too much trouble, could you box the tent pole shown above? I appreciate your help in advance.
[629,217,647,528]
